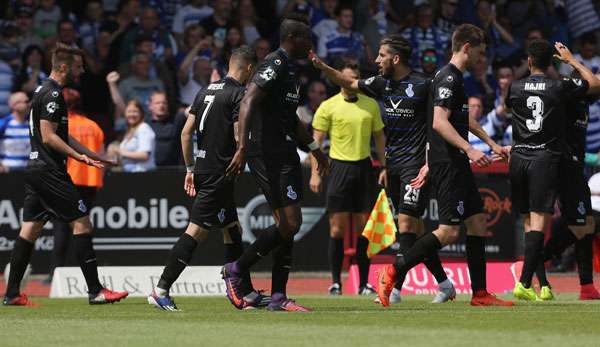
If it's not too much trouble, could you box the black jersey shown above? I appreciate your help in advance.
[189,77,245,174]
[27,78,68,170]
[428,63,469,164]
[506,75,589,159]
[246,48,300,157]
[565,98,589,162]
[358,72,430,169]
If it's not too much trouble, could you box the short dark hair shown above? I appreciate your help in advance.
[230,46,257,66]
[527,39,553,70]
[333,58,359,72]
[279,13,310,42]
[380,34,412,65]
[57,19,75,31]
[581,32,597,46]
[452,24,485,52]
[334,4,352,17]
[51,43,83,71]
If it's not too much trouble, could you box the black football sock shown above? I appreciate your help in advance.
[356,236,371,288]
[329,237,344,284]
[576,234,594,285]
[271,239,293,296]
[535,258,550,287]
[236,225,282,273]
[519,231,544,288]
[394,232,417,290]
[48,219,71,278]
[466,235,487,292]
[156,233,198,292]
[424,252,448,284]
[394,233,442,279]
[73,234,103,295]
[5,237,34,298]
[224,225,254,294]
[543,218,577,261]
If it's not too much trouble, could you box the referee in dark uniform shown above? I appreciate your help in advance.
[3,44,128,306]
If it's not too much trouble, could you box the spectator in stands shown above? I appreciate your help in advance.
[536,0,570,46]
[78,0,105,53]
[467,96,498,154]
[253,37,271,62]
[559,32,600,76]
[110,99,156,172]
[317,4,368,64]
[511,27,544,79]
[12,45,48,97]
[0,25,21,70]
[56,19,79,48]
[475,0,514,61]
[120,7,177,64]
[117,53,165,118]
[437,0,459,37]
[566,0,600,40]
[217,26,245,74]
[0,57,14,117]
[147,91,185,167]
[171,0,214,45]
[297,80,327,130]
[309,0,339,42]
[420,48,438,76]
[401,4,448,69]
[464,53,497,112]
[0,92,30,172]
[33,0,62,40]
[178,56,211,106]
[362,0,400,58]
[200,0,233,49]
[235,0,265,45]
[14,6,44,53]
[175,24,212,67]
[46,88,105,284]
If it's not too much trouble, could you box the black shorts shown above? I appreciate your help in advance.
[326,158,377,213]
[23,166,89,223]
[559,158,592,226]
[509,153,559,214]
[247,154,303,209]
[388,165,429,218]
[190,174,238,229]
[429,160,483,225]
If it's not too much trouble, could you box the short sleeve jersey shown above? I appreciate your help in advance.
[247,48,300,157]
[429,63,469,164]
[190,76,245,174]
[565,98,590,162]
[28,79,68,170]
[506,75,589,158]
[358,71,430,169]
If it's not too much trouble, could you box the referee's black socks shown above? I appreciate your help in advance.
[236,225,282,273]
[73,234,104,295]
[519,231,545,288]
[466,235,488,292]
[5,237,34,298]
[157,233,198,293]
[394,233,442,276]
[329,238,344,284]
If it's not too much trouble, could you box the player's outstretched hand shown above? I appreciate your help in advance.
[554,42,575,64]
[490,144,510,162]
[77,154,104,169]
[466,146,492,167]
[309,50,324,69]
[410,164,429,189]
[225,149,246,178]
[378,168,389,188]
[184,172,196,197]
[312,149,330,176]
[309,173,322,193]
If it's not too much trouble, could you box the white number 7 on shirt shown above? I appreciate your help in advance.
[198,95,215,133]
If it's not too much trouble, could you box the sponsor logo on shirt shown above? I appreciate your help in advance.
[364,76,375,85]
[259,66,276,81]
[207,83,225,90]
[438,87,452,99]
[46,102,58,113]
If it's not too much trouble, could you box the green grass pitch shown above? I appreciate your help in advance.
[1,295,599,347]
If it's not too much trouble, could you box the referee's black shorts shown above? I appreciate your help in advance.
[190,173,238,229]
[326,158,377,213]
[558,158,592,226]
[429,159,483,225]
[247,154,303,210]
[388,165,429,218]
[23,166,88,223]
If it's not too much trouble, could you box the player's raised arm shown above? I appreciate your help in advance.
[554,42,600,94]
[309,50,360,92]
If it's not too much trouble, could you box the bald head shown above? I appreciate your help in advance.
[8,92,29,118]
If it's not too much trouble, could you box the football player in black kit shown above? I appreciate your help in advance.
[2,44,129,306]
[147,47,268,311]
[376,24,513,307]
[506,40,600,301]
[222,15,329,312]
[309,34,456,304]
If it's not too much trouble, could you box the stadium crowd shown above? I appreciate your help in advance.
[2,0,600,173]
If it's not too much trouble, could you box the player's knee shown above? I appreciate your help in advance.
[435,225,460,245]
[329,225,344,239]
[397,214,417,233]
[19,221,44,242]
[278,218,301,238]
[71,216,93,235]
[186,223,208,242]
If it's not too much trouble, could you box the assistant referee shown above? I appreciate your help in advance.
[310,61,386,296]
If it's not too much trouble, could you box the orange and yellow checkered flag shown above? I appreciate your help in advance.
[362,189,397,258]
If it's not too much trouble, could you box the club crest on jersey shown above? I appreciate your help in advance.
[438,87,452,99]
[573,78,583,86]
[578,202,586,216]
[52,91,59,97]
[364,76,375,85]
[274,59,281,65]
[286,185,298,200]
[259,66,276,81]
[78,200,87,213]
[405,83,414,97]
[457,201,464,215]
[46,102,58,113]
[218,208,226,223]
